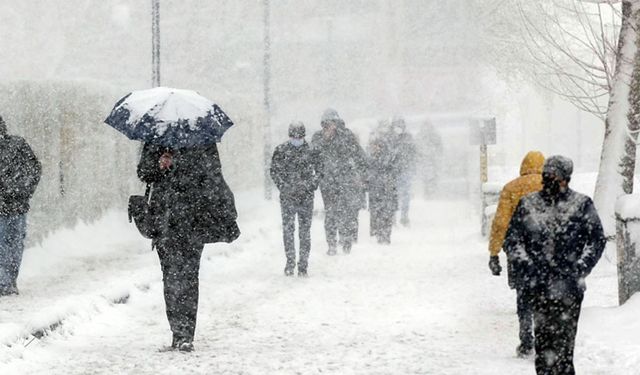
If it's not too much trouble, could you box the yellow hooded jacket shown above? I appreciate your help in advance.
[488,151,545,256]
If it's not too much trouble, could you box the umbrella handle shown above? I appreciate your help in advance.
[145,183,153,204]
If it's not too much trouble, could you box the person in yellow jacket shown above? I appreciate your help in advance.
[488,150,544,357]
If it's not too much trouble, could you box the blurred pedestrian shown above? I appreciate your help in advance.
[137,142,240,352]
[0,115,41,297]
[504,155,606,374]
[488,151,544,357]
[270,122,320,277]
[311,109,367,255]
[391,117,417,226]
[367,126,400,244]
[416,122,442,197]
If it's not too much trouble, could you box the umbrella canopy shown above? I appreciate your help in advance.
[104,87,234,148]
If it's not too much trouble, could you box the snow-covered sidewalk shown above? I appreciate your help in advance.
[1,194,638,374]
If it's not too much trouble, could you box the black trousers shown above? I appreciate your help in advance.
[321,192,359,250]
[517,288,534,350]
[156,239,204,342]
[533,291,583,375]
[369,198,395,243]
[280,195,313,271]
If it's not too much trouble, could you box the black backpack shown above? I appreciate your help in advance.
[128,184,158,239]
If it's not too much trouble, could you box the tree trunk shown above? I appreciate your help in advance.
[625,2,640,194]
[594,1,640,236]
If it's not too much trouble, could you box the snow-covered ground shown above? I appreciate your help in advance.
[1,192,639,375]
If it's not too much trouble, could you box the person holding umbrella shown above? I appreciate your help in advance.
[105,87,240,352]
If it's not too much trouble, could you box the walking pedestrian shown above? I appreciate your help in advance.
[367,127,400,244]
[311,109,367,255]
[488,151,544,357]
[391,117,416,227]
[504,155,606,374]
[0,115,41,296]
[416,122,442,197]
[137,142,240,352]
[270,122,320,277]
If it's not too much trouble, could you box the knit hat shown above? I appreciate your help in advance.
[288,121,305,138]
[321,108,342,127]
[543,155,573,181]
[391,116,406,131]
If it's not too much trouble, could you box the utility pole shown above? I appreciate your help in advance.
[151,0,161,87]
[263,0,273,200]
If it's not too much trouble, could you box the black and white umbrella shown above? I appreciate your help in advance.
[104,87,234,148]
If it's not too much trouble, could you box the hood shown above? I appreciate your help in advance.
[543,155,573,181]
[519,151,545,176]
[321,108,345,128]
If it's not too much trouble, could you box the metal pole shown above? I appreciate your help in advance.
[152,0,161,87]
[480,144,488,183]
[263,0,273,200]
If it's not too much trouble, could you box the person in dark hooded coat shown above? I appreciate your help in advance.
[311,109,367,255]
[367,125,400,244]
[0,115,41,296]
[137,141,240,352]
[270,122,320,277]
[503,155,606,375]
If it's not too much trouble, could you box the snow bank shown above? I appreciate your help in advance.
[616,194,640,220]
[0,209,150,350]
[579,294,640,373]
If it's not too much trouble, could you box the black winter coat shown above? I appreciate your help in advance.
[0,135,42,216]
[503,189,606,296]
[311,125,367,210]
[137,142,240,246]
[270,141,320,202]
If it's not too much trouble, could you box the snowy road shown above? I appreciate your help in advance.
[1,195,638,374]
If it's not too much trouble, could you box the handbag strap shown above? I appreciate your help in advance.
[145,183,153,203]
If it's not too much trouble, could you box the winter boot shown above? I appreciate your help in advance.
[516,344,534,358]
[178,341,194,352]
[0,286,18,296]
[298,269,308,278]
[172,336,194,352]
[400,216,410,227]
[376,234,391,245]
[342,242,352,254]
[284,266,294,277]
[327,246,337,256]
[284,258,295,276]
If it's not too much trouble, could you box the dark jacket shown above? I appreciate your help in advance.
[503,188,606,296]
[137,142,240,245]
[311,123,367,209]
[395,132,417,176]
[0,134,42,216]
[270,141,320,202]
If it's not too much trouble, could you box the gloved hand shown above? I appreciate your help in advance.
[489,255,502,276]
